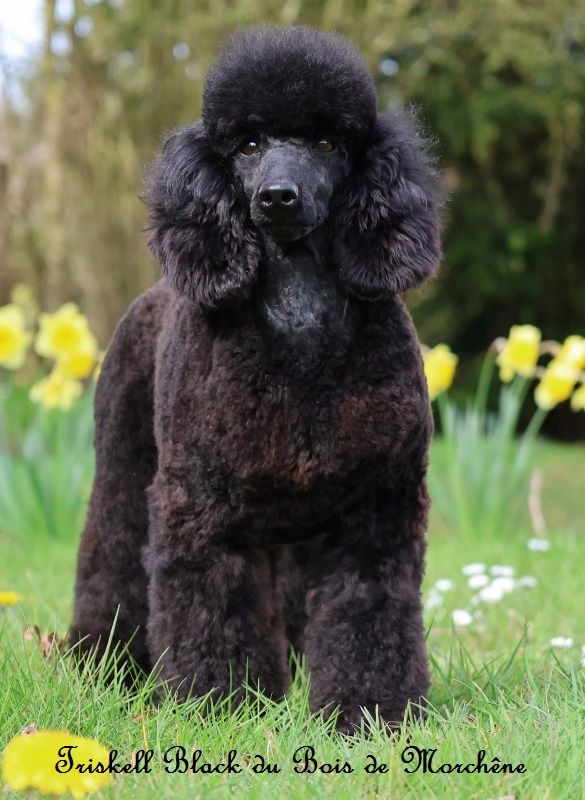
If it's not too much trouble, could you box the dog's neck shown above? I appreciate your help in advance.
[256,228,352,337]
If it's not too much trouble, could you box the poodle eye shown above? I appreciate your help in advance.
[240,140,261,156]
[315,139,336,153]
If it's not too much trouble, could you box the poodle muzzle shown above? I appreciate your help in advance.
[237,139,347,243]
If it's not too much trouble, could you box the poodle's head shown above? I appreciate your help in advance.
[147,26,442,309]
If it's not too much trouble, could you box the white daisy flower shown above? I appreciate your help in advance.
[550,637,574,648]
[527,538,551,552]
[435,579,455,593]
[478,583,505,603]
[518,575,537,588]
[490,565,515,577]
[452,609,473,627]
[426,589,444,610]
[490,576,515,594]
[468,574,490,589]
[462,563,486,576]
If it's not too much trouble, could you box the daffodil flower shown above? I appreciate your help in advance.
[557,335,585,371]
[0,304,32,370]
[423,344,458,401]
[35,303,97,362]
[10,283,39,324]
[0,591,23,606]
[57,349,98,380]
[571,383,585,412]
[30,368,83,411]
[496,324,541,382]
[534,358,578,410]
[1,730,112,798]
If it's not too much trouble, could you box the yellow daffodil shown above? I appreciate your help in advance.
[10,282,39,324]
[496,324,541,382]
[0,591,23,606]
[0,304,32,370]
[30,368,83,411]
[534,358,578,410]
[423,344,458,401]
[57,349,98,379]
[35,303,97,362]
[1,730,112,798]
[557,335,585,372]
[571,383,585,412]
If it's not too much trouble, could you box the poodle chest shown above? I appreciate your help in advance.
[158,314,428,497]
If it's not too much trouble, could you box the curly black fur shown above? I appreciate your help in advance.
[71,25,442,733]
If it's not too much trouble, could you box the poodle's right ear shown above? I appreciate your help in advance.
[146,123,261,308]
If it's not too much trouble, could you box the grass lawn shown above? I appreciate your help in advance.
[1,438,584,799]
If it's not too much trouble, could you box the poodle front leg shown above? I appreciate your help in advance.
[146,489,288,702]
[304,488,430,733]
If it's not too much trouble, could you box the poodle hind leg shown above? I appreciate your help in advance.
[71,288,170,673]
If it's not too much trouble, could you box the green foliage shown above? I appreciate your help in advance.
[429,353,547,539]
[393,1,585,352]
[0,383,94,540]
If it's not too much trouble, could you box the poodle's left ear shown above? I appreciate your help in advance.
[146,122,261,308]
[331,112,443,299]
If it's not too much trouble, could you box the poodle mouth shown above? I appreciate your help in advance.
[258,223,315,243]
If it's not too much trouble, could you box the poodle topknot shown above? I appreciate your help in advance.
[203,27,378,150]
[71,25,443,734]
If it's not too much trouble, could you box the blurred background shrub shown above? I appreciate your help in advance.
[1,0,584,436]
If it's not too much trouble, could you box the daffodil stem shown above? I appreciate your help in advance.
[522,406,548,444]
[475,350,495,422]
[436,392,476,539]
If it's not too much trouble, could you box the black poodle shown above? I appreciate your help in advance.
[71,26,442,732]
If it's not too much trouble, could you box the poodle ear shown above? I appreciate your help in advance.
[146,122,261,308]
[331,112,443,299]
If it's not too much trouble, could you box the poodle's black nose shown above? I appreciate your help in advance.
[258,183,300,213]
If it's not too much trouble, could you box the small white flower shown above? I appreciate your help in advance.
[435,578,455,593]
[426,589,443,610]
[518,575,538,588]
[462,563,486,576]
[550,637,574,648]
[580,652,585,668]
[468,574,490,589]
[452,609,473,627]
[490,576,515,594]
[490,565,515,577]
[478,583,505,603]
[527,538,551,552]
